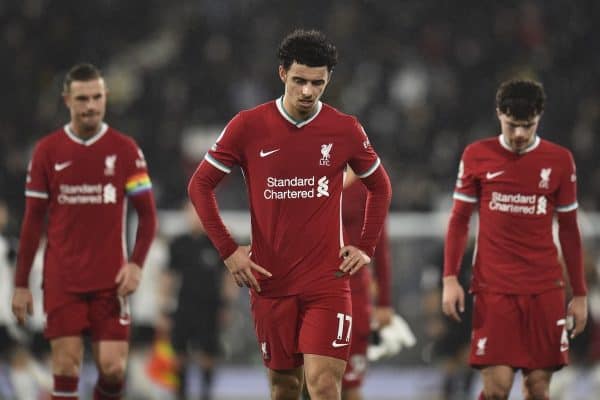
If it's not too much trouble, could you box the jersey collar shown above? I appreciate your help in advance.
[276,96,323,128]
[498,134,540,154]
[64,123,108,146]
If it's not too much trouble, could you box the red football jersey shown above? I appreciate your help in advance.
[453,135,578,294]
[205,98,383,296]
[25,124,152,293]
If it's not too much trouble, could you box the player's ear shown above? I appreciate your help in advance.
[495,107,502,119]
[62,92,71,108]
[278,65,286,83]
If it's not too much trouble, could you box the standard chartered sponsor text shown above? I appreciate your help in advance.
[489,191,538,215]
[264,176,327,200]
[58,184,105,204]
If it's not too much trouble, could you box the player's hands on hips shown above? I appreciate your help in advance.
[373,306,394,328]
[115,262,142,296]
[224,245,272,292]
[12,287,33,325]
[442,276,465,322]
[567,295,588,339]
[338,245,370,275]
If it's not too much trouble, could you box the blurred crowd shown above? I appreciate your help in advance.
[1,0,600,228]
[1,0,600,398]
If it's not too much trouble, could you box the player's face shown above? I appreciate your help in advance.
[497,110,541,153]
[279,62,330,121]
[64,78,107,137]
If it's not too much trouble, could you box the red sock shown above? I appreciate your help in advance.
[93,376,124,400]
[52,375,79,399]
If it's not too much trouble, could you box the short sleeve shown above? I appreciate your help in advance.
[24,142,49,200]
[452,146,478,203]
[346,118,381,178]
[204,113,246,174]
[555,151,578,212]
[124,139,153,197]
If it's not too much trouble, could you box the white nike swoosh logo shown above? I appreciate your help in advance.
[486,171,504,179]
[54,161,72,171]
[260,149,280,158]
[331,340,349,348]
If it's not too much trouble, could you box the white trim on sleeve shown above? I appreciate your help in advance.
[204,153,232,174]
[452,192,478,203]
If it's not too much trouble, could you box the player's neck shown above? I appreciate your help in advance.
[281,96,317,122]
[69,122,102,140]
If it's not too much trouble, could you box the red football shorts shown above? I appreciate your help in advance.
[250,287,352,370]
[342,286,371,389]
[44,288,131,341]
[469,289,568,370]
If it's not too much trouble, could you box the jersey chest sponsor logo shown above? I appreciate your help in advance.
[489,191,547,215]
[57,183,118,205]
[264,175,329,200]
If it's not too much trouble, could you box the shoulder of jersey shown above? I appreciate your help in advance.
[538,137,572,156]
[104,127,140,150]
[464,136,498,154]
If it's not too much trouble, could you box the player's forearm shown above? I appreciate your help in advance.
[373,223,392,306]
[558,211,587,296]
[187,161,238,259]
[358,166,392,257]
[15,198,47,287]
[443,200,474,277]
[129,191,158,267]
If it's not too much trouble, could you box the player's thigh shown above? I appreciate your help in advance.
[298,289,353,362]
[343,290,370,389]
[88,289,130,341]
[527,289,568,369]
[251,292,303,370]
[92,340,129,377]
[44,292,90,339]
[480,365,516,396]
[470,292,528,368]
[50,336,84,376]
[268,366,304,397]
[304,353,346,392]
[522,369,552,399]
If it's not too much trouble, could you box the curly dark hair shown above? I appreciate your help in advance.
[63,63,103,93]
[496,79,546,120]
[277,29,338,72]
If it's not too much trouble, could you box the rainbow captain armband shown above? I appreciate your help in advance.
[125,172,152,196]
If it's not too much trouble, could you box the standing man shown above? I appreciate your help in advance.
[442,79,588,400]
[169,201,229,400]
[341,169,393,400]
[188,29,392,400]
[12,63,158,400]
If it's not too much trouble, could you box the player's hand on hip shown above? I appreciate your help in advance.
[11,287,33,325]
[442,276,465,322]
[567,295,588,339]
[115,262,142,297]
[224,245,272,292]
[338,245,371,275]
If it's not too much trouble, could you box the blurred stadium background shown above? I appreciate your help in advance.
[1,1,599,399]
